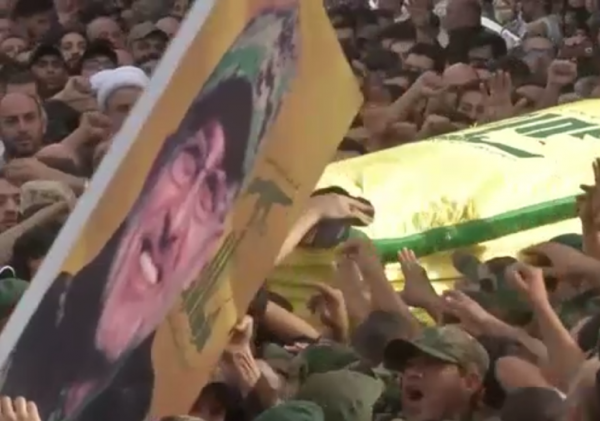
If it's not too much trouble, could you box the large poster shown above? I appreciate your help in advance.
[0,1,361,421]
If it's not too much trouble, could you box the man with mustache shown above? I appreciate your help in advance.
[0,92,46,165]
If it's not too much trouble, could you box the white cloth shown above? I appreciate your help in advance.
[90,66,149,111]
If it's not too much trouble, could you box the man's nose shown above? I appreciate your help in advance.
[17,120,28,132]
[404,367,424,380]
[5,199,18,213]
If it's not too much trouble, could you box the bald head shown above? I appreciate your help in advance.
[443,63,479,87]
[86,17,125,49]
[0,92,45,158]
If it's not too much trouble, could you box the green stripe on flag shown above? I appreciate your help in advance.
[373,195,578,263]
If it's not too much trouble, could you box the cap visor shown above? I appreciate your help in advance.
[384,338,459,371]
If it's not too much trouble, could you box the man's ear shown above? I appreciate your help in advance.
[463,365,484,394]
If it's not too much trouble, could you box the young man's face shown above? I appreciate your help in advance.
[401,354,479,421]
[21,11,52,41]
[30,54,68,92]
[130,33,167,63]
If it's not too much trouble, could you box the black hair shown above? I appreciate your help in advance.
[341,42,360,62]
[338,137,368,155]
[6,70,37,86]
[577,56,600,78]
[75,39,118,74]
[10,221,63,280]
[362,47,400,72]
[0,61,27,86]
[328,6,356,29]
[190,382,243,416]
[12,0,53,19]
[353,7,379,27]
[57,27,87,44]
[379,21,416,42]
[489,55,532,86]
[469,31,508,60]
[136,77,253,214]
[386,83,407,101]
[408,43,446,72]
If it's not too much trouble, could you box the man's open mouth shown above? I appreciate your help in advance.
[405,385,425,402]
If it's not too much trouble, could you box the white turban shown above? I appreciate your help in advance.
[90,66,149,111]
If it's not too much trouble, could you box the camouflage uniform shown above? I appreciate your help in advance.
[294,369,384,421]
[262,342,361,399]
[254,400,325,421]
[380,326,490,421]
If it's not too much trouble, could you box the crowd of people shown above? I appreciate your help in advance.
[0,0,596,420]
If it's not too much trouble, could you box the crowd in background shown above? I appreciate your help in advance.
[0,0,595,421]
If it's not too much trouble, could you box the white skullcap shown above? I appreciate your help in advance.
[90,66,149,110]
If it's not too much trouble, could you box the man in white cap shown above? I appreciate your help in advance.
[90,66,149,135]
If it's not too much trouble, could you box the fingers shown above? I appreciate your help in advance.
[353,209,374,225]
[514,97,528,111]
[307,294,321,313]
[25,403,38,421]
[339,237,374,256]
[442,289,469,306]
[504,261,533,286]
[304,281,335,296]
[502,71,513,91]
[232,315,253,335]
[398,247,417,265]
[441,290,465,315]
[479,82,489,98]
[345,197,374,214]
[0,397,16,421]
[12,399,26,421]
[594,158,600,184]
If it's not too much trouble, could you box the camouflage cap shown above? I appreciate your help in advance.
[254,400,324,421]
[550,233,583,251]
[294,369,384,421]
[383,325,490,376]
[261,342,295,375]
[295,343,361,380]
[20,180,75,217]
[347,363,402,420]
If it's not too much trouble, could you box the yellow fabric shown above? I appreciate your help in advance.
[268,101,600,314]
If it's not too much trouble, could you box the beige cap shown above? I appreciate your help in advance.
[128,21,165,44]
[20,180,76,216]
